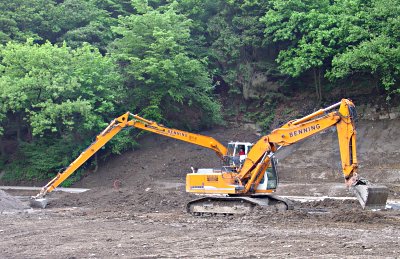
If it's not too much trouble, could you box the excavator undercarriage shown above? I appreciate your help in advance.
[186,195,294,216]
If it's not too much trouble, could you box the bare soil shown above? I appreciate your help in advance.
[1,122,400,258]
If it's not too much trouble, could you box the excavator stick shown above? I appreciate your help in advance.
[351,179,389,210]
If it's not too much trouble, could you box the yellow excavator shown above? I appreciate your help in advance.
[31,99,388,213]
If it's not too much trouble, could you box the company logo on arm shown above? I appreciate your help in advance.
[289,124,321,138]
[167,129,188,137]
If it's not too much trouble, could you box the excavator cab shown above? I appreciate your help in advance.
[256,157,279,191]
[225,142,253,168]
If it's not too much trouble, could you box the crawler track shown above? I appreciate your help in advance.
[186,195,294,216]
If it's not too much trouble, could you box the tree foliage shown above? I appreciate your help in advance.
[262,0,400,97]
[48,0,117,52]
[0,0,118,52]
[0,40,122,136]
[0,40,126,180]
[328,1,400,94]
[110,2,222,128]
[178,0,278,94]
[0,0,56,43]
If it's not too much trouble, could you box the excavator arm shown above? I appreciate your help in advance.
[32,113,128,202]
[31,112,227,207]
[273,99,358,180]
[235,99,387,209]
[237,99,357,191]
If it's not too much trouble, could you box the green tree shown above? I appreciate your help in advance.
[0,0,120,52]
[93,0,135,17]
[0,40,126,180]
[0,0,56,43]
[178,0,278,96]
[327,0,400,95]
[0,40,122,136]
[110,2,221,129]
[47,0,117,52]
[262,0,342,101]
[262,0,400,99]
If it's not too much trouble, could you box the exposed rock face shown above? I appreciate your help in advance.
[241,67,280,100]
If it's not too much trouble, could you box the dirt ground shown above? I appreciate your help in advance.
[1,198,400,258]
[1,122,400,258]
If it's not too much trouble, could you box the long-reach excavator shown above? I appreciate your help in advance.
[31,99,388,214]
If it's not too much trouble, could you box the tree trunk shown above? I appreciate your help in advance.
[318,68,322,101]
[313,68,322,102]
[374,75,381,94]
[0,138,4,158]
[93,153,99,173]
[26,126,33,143]
[16,113,22,143]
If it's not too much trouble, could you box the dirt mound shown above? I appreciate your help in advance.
[299,198,359,209]
[245,199,398,226]
[0,190,28,212]
[48,186,192,214]
[248,208,394,226]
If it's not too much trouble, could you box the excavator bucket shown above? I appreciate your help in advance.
[351,179,389,210]
[29,197,48,209]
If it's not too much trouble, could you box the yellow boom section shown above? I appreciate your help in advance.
[236,99,358,193]
[127,113,227,159]
[34,112,227,198]
[35,113,129,197]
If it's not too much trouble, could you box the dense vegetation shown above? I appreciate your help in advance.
[0,0,399,182]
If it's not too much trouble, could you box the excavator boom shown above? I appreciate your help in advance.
[30,113,228,208]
